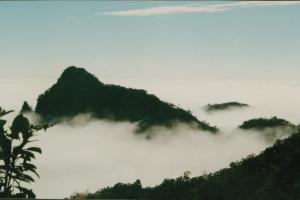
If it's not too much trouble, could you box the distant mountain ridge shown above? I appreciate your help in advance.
[205,102,249,112]
[239,116,296,130]
[35,66,218,133]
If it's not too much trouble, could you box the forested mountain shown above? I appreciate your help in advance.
[86,130,300,200]
[35,66,217,133]
[239,116,295,130]
[205,102,249,112]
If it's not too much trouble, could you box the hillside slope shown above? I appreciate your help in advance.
[87,131,300,199]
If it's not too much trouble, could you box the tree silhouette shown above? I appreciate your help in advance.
[0,107,48,198]
[20,101,33,114]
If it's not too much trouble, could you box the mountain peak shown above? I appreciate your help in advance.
[36,66,218,133]
[58,66,101,85]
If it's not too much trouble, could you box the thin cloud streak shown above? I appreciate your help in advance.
[99,1,300,16]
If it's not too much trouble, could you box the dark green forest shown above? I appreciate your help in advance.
[85,130,300,200]
[36,66,218,133]
[239,116,296,130]
[205,102,249,112]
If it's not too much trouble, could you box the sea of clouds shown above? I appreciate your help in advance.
[0,78,299,198]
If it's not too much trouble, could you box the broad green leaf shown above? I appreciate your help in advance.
[26,147,42,154]
[23,163,37,170]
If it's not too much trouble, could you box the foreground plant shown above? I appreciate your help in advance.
[0,107,49,198]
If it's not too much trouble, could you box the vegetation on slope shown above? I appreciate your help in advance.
[205,101,249,112]
[84,131,300,200]
[36,66,218,133]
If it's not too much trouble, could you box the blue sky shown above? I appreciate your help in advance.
[1,1,300,80]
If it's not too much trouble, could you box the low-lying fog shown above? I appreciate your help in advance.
[0,78,299,198]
